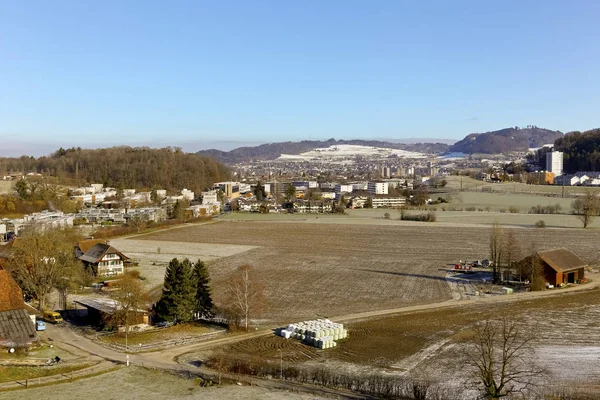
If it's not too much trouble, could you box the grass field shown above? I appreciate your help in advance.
[443,175,596,196]
[0,367,324,400]
[0,362,95,383]
[100,323,216,346]
[134,221,600,324]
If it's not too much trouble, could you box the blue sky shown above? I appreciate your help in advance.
[1,1,599,156]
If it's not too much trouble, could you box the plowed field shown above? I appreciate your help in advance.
[136,220,600,323]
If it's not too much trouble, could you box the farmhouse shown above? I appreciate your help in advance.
[0,269,40,349]
[520,248,587,287]
[78,242,130,277]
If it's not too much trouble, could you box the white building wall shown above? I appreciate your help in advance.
[546,151,563,176]
[368,182,389,195]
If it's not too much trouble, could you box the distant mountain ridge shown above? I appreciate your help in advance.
[450,126,563,154]
[197,139,450,164]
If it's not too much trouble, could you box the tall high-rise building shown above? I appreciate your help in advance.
[546,151,563,176]
[380,166,391,179]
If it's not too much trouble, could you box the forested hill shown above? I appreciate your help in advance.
[555,128,600,173]
[450,127,563,154]
[197,139,450,164]
[0,147,231,194]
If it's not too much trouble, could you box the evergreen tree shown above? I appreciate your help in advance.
[153,258,195,323]
[177,259,195,322]
[191,260,214,319]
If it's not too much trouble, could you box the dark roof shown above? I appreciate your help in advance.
[0,309,40,348]
[79,243,129,264]
[74,298,147,314]
[537,248,587,273]
[0,270,26,312]
[76,239,107,254]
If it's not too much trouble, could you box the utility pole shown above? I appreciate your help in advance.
[278,349,283,380]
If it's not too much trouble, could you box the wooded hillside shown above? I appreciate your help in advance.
[555,128,600,173]
[0,147,230,194]
[450,126,563,154]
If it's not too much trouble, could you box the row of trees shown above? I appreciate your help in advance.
[152,260,266,330]
[0,146,231,195]
[153,259,214,323]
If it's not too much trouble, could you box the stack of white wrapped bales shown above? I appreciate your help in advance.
[278,319,348,349]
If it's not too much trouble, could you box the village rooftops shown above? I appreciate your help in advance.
[79,243,130,264]
[537,248,587,273]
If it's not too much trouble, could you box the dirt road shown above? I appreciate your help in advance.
[24,281,597,398]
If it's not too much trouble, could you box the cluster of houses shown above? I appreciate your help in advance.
[554,172,600,187]
[216,179,415,213]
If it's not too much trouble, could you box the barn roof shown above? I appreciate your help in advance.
[0,309,40,348]
[537,248,587,273]
[79,243,129,264]
[74,298,147,314]
[0,270,26,312]
[0,270,38,348]
[76,239,107,254]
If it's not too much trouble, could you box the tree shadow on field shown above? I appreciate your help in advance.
[349,268,448,282]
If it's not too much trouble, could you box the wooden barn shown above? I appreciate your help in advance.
[0,269,40,349]
[520,248,587,287]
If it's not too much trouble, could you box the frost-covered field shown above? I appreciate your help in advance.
[110,238,257,288]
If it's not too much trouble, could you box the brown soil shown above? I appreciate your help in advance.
[137,221,600,323]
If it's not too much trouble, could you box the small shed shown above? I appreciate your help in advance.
[519,248,587,287]
[74,298,149,328]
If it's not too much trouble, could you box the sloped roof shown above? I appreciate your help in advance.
[537,248,587,273]
[0,270,26,312]
[74,298,147,314]
[0,309,40,348]
[79,243,129,264]
[76,239,107,254]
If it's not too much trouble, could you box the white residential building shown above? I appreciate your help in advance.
[334,184,354,200]
[201,190,218,204]
[368,182,388,195]
[372,197,406,208]
[181,189,195,201]
[554,175,579,186]
[546,151,563,176]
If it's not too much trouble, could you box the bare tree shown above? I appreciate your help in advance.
[572,191,600,228]
[127,214,148,233]
[226,264,266,331]
[517,244,546,291]
[109,273,148,336]
[501,231,521,282]
[6,228,83,310]
[489,222,504,283]
[467,317,545,399]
